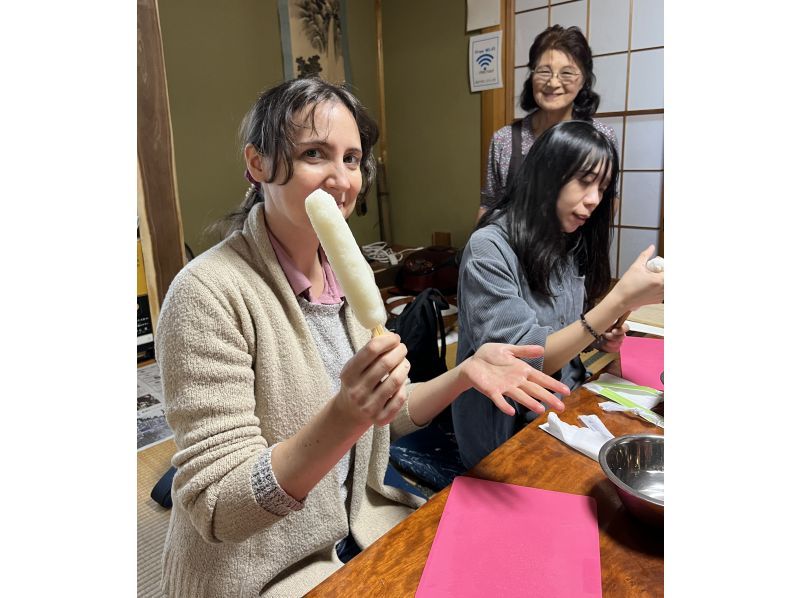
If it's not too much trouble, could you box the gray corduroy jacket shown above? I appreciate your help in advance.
[453,217,588,469]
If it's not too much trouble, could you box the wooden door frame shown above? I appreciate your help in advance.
[480,0,515,185]
[374,0,393,244]
[137,0,186,328]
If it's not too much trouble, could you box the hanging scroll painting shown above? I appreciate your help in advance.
[278,0,353,84]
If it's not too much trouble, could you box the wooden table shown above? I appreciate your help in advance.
[307,387,664,597]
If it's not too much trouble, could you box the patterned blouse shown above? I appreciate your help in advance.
[480,112,618,210]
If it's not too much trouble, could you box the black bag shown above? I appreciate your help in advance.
[388,288,449,383]
[387,288,466,491]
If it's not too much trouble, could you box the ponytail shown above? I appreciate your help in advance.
[205,182,264,240]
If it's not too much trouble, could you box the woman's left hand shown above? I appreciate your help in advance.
[460,344,570,417]
[599,322,629,353]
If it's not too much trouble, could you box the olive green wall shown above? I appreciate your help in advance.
[159,0,382,256]
[158,0,479,255]
[338,1,382,246]
[382,0,480,249]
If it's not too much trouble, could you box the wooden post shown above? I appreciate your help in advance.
[479,0,514,186]
[374,0,392,244]
[137,0,186,327]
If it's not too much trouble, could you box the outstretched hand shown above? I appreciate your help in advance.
[460,343,570,417]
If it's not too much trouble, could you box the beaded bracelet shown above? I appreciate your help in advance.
[580,313,604,343]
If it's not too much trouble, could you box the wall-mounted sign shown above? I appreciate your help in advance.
[466,0,500,32]
[469,31,503,92]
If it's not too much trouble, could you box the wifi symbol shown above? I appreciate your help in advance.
[476,52,494,70]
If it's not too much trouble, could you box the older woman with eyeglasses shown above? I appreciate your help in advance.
[477,25,617,219]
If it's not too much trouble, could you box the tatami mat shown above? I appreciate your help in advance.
[137,439,175,598]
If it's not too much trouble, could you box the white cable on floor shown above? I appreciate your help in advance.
[361,242,424,265]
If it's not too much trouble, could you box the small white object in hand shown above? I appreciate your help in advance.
[305,189,387,331]
[646,256,664,272]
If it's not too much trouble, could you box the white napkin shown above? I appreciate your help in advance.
[539,412,614,461]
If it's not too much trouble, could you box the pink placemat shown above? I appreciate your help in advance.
[620,336,664,391]
[415,477,602,597]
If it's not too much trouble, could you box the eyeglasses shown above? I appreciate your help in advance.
[532,68,582,85]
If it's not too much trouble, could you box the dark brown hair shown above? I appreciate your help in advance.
[479,120,618,306]
[213,77,379,237]
[519,25,600,119]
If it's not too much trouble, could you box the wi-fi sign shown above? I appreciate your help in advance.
[476,52,494,70]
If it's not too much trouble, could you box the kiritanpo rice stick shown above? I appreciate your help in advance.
[305,189,388,337]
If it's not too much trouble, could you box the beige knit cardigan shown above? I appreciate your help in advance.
[156,203,425,597]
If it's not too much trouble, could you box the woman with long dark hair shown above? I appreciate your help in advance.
[454,120,663,469]
[477,25,616,219]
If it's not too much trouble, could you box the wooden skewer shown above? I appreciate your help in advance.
[611,310,632,331]
[371,324,388,337]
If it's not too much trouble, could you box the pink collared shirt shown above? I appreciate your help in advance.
[266,227,345,305]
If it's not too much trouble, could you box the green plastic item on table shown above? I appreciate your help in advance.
[597,387,664,428]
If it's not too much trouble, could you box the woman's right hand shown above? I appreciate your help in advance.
[335,332,411,427]
[613,245,664,311]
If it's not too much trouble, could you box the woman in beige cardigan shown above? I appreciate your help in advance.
[156,77,569,597]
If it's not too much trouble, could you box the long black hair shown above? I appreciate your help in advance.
[519,25,600,120]
[478,120,618,306]
[212,77,379,237]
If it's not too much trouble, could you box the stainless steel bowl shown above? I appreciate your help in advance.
[598,434,664,526]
